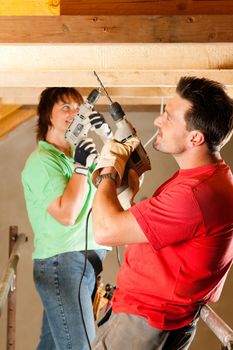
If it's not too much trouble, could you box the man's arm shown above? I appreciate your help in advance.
[92,167,148,246]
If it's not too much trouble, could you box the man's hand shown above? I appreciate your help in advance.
[74,138,98,175]
[89,112,113,140]
[92,136,140,187]
[117,169,140,209]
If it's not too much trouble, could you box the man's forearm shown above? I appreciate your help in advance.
[92,174,124,245]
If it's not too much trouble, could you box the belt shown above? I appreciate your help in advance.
[80,250,103,276]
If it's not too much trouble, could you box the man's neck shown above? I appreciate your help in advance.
[174,148,222,170]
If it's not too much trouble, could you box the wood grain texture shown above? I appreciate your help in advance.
[61,0,233,15]
[0,0,59,16]
[0,107,36,138]
[0,15,233,43]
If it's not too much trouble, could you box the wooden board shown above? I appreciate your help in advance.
[0,0,59,16]
[0,15,233,43]
[0,107,36,138]
[61,0,233,15]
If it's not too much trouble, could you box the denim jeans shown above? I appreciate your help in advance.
[34,250,106,350]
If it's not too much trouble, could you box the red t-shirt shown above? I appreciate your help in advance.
[112,161,233,330]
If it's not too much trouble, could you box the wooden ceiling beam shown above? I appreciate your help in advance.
[1,86,233,104]
[0,87,175,105]
[1,44,232,71]
[0,0,59,16]
[1,70,233,89]
[2,0,233,17]
[0,15,233,43]
[0,70,233,108]
[0,106,36,139]
[0,105,22,121]
[61,0,233,16]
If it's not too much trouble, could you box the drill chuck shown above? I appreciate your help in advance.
[109,102,125,121]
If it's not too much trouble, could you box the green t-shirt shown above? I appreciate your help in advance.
[21,141,110,259]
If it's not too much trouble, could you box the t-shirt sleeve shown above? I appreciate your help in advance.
[130,184,204,250]
[22,152,69,210]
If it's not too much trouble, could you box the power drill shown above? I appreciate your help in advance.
[64,88,112,147]
[94,71,151,180]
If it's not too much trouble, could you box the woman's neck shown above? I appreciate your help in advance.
[46,131,71,156]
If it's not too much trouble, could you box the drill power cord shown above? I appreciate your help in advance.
[143,95,163,149]
[78,207,92,350]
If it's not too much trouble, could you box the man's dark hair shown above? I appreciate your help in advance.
[176,76,233,152]
[36,87,83,141]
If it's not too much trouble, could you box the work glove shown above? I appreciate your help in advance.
[92,136,140,187]
[88,112,113,140]
[74,138,98,176]
[117,169,141,209]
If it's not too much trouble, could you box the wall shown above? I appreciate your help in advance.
[0,113,232,350]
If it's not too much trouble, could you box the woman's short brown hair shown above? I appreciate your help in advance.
[36,87,83,141]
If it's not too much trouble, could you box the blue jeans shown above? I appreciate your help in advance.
[33,250,106,350]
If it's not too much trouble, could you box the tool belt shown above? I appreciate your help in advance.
[80,250,103,277]
[80,250,114,321]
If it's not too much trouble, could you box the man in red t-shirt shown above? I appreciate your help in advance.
[91,76,233,350]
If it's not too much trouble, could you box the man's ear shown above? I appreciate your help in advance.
[189,130,205,147]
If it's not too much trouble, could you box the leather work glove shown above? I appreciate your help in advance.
[88,112,113,141]
[74,138,98,176]
[117,169,140,209]
[92,136,140,187]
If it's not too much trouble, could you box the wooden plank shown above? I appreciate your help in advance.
[0,15,233,43]
[0,0,59,16]
[0,107,36,138]
[1,44,232,71]
[0,87,176,104]
[1,85,233,106]
[61,0,233,15]
[0,70,233,89]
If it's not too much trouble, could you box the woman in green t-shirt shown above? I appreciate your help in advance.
[22,88,112,350]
